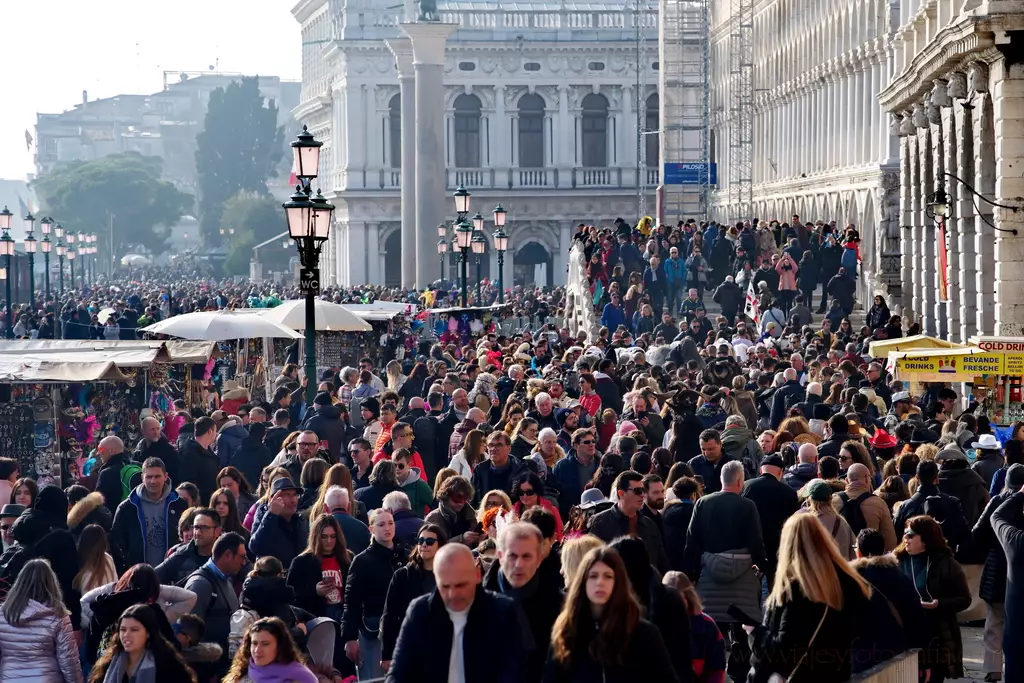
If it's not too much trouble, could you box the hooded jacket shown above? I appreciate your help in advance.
[398,468,433,516]
[850,554,927,669]
[0,599,81,683]
[67,491,113,539]
[178,437,221,503]
[229,574,312,658]
[95,451,132,515]
[304,403,348,463]
[938,462,990,529]
[215,424,250,468]
[719,427,762,476]
[111,481,188,569]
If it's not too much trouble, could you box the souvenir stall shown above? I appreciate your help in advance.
[868,334,965,359]
[427,304,513,345]
[341,304,417,367]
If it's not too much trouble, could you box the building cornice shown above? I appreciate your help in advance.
[878,15,996,112]
[292,0,327,24]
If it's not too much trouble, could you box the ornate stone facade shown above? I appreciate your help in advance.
[293,0,658,287]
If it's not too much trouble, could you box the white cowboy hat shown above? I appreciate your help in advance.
[971,434,1002,451]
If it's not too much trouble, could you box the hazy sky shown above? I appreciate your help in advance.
[0,0,301,180]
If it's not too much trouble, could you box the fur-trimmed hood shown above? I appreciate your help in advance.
[850,553,898,570]
[67,491,113,533]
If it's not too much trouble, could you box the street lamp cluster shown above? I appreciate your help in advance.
[436,185,509,306]
[281,126,335,406]
[0,206,99,336]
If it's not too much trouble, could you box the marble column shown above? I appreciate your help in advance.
[953,91,978,342]
[386,38,417,288]
[918,123,936,336]
[931,109,948,339]
[909,131,923,324]
[991,59,1024,335]
[402,21,458,289]
[940,104,960,340]
[899,131,913,319]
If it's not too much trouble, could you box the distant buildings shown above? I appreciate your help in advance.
[34,73,301,198]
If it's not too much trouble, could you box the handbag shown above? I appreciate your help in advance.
[769,605,829,683]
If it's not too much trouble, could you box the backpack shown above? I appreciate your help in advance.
[120,463,143,499]
[837,492,872,534]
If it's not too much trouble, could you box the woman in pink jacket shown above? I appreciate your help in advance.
[775,252,799,315]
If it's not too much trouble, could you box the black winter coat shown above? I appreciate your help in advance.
[238,574,313,649]
[741,473,800,578]
[380,563,435,661]
[229,436,274,491]
[287,551,352,617]
[991,493,1024,683]
[662,500,694,572]
[412,412,442,482]
[938,462,990,528]
[341,539,409,642]
[749,570,869,683]
[95,452,132,515]
[178,438,221,503]
[154,539,210,586]
[975,490,1014,603]
[133,436,180,486]
[851,555,927,673]
[386,588,524,683]
[541,618,678,683]
[111,486,188,568]
[249,511,309,567]
[304,404,348,463]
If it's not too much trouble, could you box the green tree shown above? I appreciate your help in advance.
[195,77,284,245]
[32,153,192,255]
[220,191,286,275]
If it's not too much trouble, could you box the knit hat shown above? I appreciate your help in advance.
[554,408,574,430]
[361,397,380,416]
[1006,463,1024,490]
[805,479,833,502]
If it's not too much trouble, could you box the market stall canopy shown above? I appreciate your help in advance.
[0,359,129,382]
[887,346,1015,382]
[429,304,511,316]
[342,304,411,322]
[246,300,372,332]
[869,334,964,359]
[121,253,152,266]
[0,340,217,365]
[140,310,303,341]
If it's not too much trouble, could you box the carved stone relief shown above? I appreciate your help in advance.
[947,71,968,99]
[968,61,989,95]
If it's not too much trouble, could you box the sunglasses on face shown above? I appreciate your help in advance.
[627,486,645,496]
[577,439,595,446]
[416,537,439,547]
[396,462,407,471]
[904,530,917,539]
[519,488,536,496]
[0,525,11,532]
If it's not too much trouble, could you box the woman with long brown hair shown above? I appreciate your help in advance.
[287,515,352,621]
[90,604,196,683]
[74,523,117,593]
[310,463,368,524]
[210,488,249,540]
[223,616,316,683]
[895,515,971,682]
[450,429,485,478]
[217,466,256,519]
[545,546,677,682]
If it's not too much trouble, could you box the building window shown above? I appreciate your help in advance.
[580,93,608,167]
[518,93,545,168]
[524,62,541,71]
[389,94,401,168]
[652,62,659,71]
[458,62,476,71]
[588,62,605,71]
[645,93,658,168]
[454,93,482,168]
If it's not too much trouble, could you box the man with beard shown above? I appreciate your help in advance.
[554,408,579,452]
[640,473,666,537]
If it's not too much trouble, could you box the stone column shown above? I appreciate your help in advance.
[402,21,458,289]
[386,38,417,288]
[493,85,509,169]
[899,128,914,319]
[917,114,936,336]
[952,74,978,342]
[557,85,572,171]
[908,126,923,324]
[940,98,961,340]
[991,58,1024,335]
[930,92,949,339]
[972,71,996,335]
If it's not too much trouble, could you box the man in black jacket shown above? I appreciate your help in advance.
[230,422,274,488]
[250,478,309,566]
[713,275,745,324]
[769,368,805,429]
[303,391,347,463]
[482,522,561,683]
[589,471,670,574]
[386,544,524,683]
[156,507,221,585]
[95,436,132,515]
[112,457,188,568]
[263,409,292,457]
[179,417,221,503]
[894,459,969,544]
[412,394,443,482]
[133,417,179,485]
[816,413,851,460]
[740,454,799,581]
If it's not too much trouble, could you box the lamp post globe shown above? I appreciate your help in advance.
[493,226,509,304]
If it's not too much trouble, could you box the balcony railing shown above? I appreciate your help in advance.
[510,168,558,189]
[572,167,621,188]
[447,168,497,190]
[329,167,660,191]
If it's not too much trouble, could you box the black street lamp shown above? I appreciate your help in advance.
[0,207,12,338]
[23,213,36,307]
[282,125,332,407]
[39,217,52,300]
[452,185,472,307]
[493,203,508,305]
[436,223,448,285]
[472,231,485,305]
[56,239,65,297]
[67,232,77,290]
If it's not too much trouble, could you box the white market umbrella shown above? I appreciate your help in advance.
[255,299,373,332]
[97,307,117,324]
[140,310,303,341]
[120,253,152,266]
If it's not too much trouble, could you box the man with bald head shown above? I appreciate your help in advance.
[385,543,525,683]
[784,443,819,491]
[134,415,180,484]
[96,435,132,514]
[835,462,898,550]
[770,366,805,429]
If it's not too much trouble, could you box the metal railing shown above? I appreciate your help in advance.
[849,650,919,683]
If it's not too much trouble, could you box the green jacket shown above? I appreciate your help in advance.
[401,469,434,516]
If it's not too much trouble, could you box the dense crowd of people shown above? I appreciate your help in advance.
[0,217,1022,683]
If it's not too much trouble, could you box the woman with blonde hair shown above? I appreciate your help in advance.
[476,489,513,524]
[310,463,368,524]
[431,468,458,502]
[559,535,604,585]
[0,558,82,683]
[384,360,406,394]
[749,513,872,683]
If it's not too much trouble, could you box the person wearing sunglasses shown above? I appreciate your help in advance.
[511,472,564,541]
[550,428,602,521]
[0,504,24,551]
[589,470,670,575]
[378,523,449,672]
[470,432,526,507]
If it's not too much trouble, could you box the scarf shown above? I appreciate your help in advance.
[103,650,157,683]
[245,660,319,683]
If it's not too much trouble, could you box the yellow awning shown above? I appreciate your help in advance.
[887,346,1020,382]
[869,334,964,359]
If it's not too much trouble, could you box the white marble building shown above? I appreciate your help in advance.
[708,0,903,303]
[879,0,1024,340]
[292,0,659,289]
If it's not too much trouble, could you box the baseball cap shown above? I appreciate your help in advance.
[892,391,911,403]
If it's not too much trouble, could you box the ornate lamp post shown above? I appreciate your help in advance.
[437,223,448,284]
[452,185,471,307]
[23,213,36,306]
[67,244,76,292]
[0,207,12,337]
[40,218,52,300]
[471,211,485,304]
[493,203,508,304]
[56,240,65,297]
[282,125,333,407]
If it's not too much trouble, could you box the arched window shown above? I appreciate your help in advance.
[389,94,401,169]
[518,94,545,168]
[645,93,659,168]
[454,94,482,168]
[581,93,608,167]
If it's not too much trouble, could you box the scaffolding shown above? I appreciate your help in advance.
[636,0,649,221]
[727,0,753,220]
[658,0,711,224]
